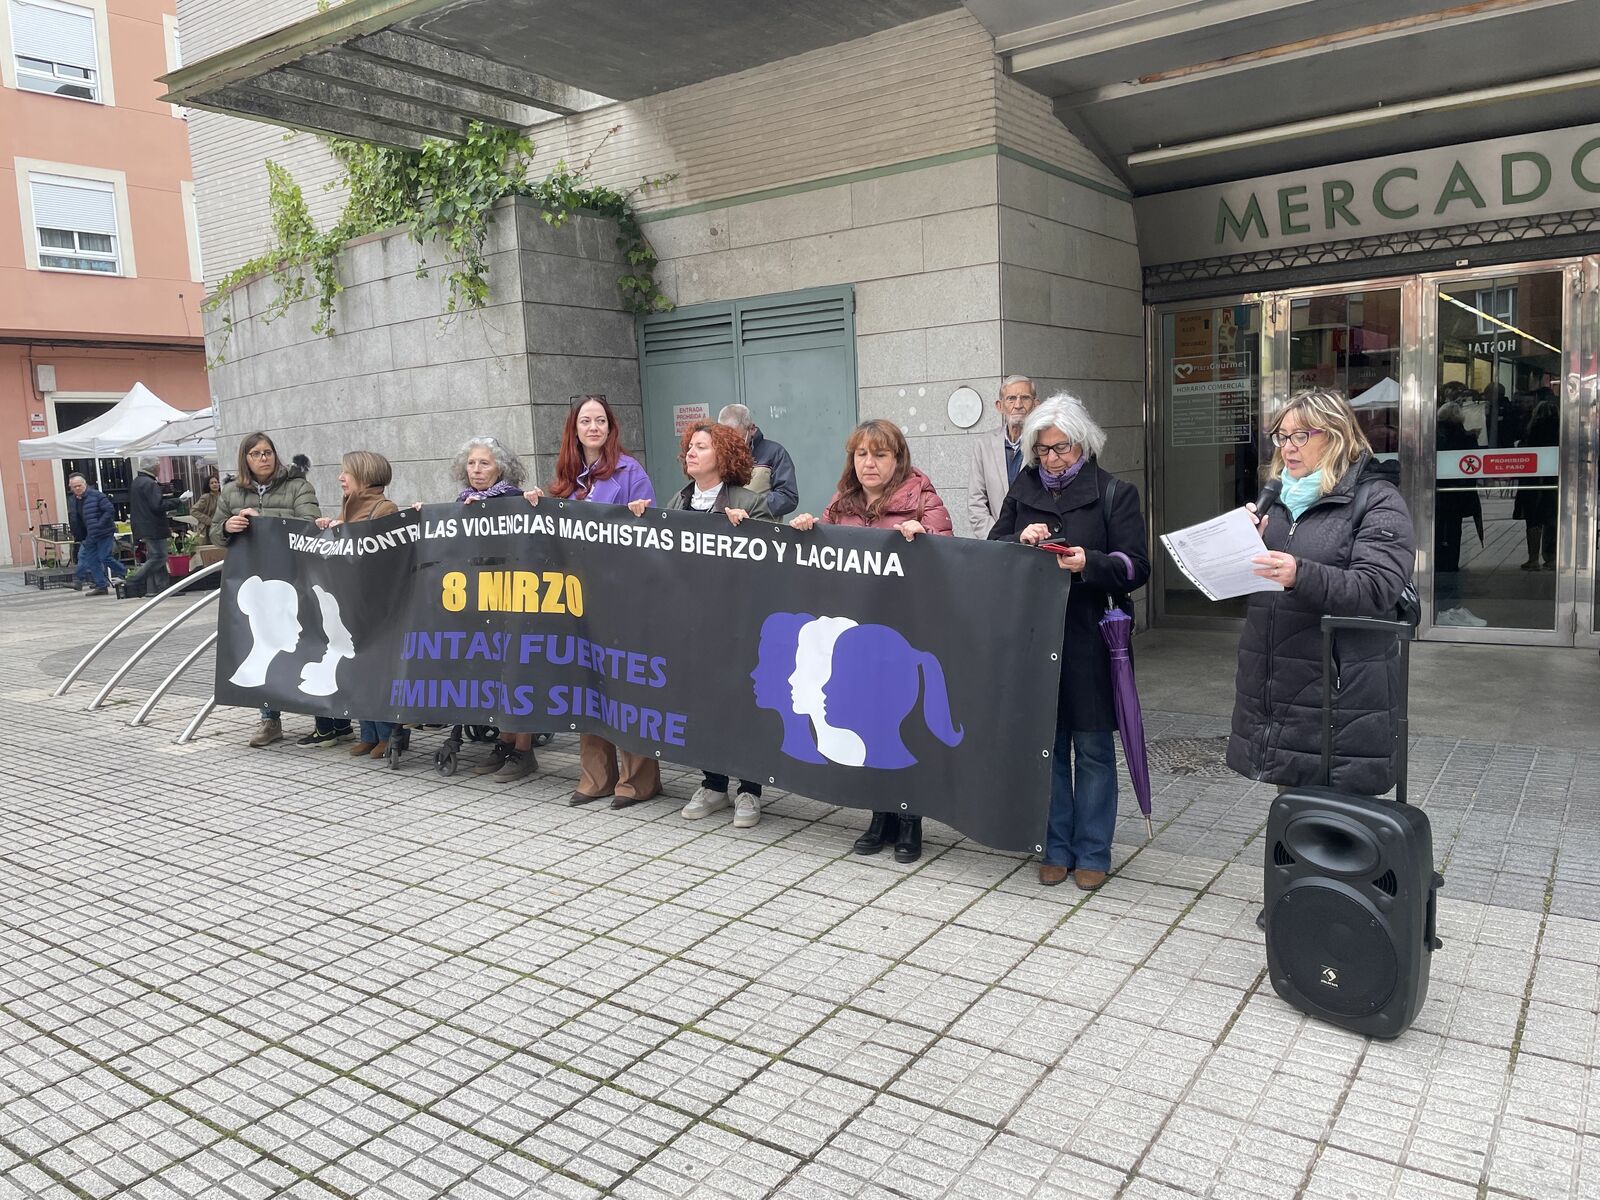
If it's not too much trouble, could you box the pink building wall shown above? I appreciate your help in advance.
[0,0,207,565]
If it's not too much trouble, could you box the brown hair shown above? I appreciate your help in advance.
[829,419,912,523]
[1267,389,1373,496]
[235,432,284,484]
[679,421,753,487]
[341,450,393,492]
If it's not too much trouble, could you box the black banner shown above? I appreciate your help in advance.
[215,500,1068,851]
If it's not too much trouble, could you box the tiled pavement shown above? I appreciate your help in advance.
[2,572,1597,1200]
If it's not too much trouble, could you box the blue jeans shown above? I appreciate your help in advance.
[360,720,397,744]
[73,535,123,588]
[1044,728,1118,871]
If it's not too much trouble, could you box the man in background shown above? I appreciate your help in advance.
[968,374,1038,537]
[123,459,188,597]
[718,404,799,518]
[66,474,123,596]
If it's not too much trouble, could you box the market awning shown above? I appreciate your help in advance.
[160,0,954,148]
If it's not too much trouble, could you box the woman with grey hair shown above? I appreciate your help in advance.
[452,435,526,500]
[988,394,1149,891]
[442,435,540,780]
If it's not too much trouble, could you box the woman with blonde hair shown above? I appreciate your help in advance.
[1228,389,1415,796]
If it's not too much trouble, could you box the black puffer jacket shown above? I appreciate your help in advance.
[1227,456,1414,795]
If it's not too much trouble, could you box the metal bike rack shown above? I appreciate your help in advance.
[54,562,225,697]
[87,589,221,711]
[128,630,219,727]
[176,694,218,744]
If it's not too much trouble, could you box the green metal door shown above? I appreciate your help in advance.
[640,286,857,515]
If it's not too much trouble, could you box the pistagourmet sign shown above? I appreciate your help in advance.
[1136,123,1600,265]
[214,502,1071,852]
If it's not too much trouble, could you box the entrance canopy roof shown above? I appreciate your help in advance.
[160,0,955,148]
[967,0,1600,194]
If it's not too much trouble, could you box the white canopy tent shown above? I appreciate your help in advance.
[117,406,217,458]
[14,383,208,544]
[16,382,187,460]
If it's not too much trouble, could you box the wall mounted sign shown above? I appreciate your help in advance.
[1136,123,1600,265]
[947,386,983,429]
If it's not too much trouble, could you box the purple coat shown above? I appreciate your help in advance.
[576,454,655,506]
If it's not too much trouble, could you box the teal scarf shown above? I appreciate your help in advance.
[1280,469,1325,520]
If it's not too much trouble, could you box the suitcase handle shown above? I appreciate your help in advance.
[1319,614,1414,803]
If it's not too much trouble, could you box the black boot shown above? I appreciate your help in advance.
[893,816,923,863]
[853,811,898,856]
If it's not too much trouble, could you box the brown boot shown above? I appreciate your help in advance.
[491,748,537,782]
[349,741,377,756]
[368,740,389,759]
[1039,865,1069,887]
[1073,868,1106,891]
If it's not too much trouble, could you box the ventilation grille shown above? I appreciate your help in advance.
[1273,842,1296,867]
[1372,870,1399,897]
[641,311,735,356]
[740,297,848,344]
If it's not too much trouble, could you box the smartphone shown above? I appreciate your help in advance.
[1038,542,1075,556]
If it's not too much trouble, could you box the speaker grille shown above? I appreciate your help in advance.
[1372,870,1398,897]
[1273,841,1296,867]
[1269,887,1397,1017]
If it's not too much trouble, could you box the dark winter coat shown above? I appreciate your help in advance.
[747,428,799,518]
[68,487,116,542]
[988,460,1150,732]
[663,481,774,519]
[1227,456,1415,795]
[129,471,181,542]
[210,469,320,546]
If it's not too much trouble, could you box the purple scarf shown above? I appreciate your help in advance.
[456,478,524,504]
[1039,455,1088,492]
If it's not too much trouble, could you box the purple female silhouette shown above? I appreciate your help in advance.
[821,624,963,768]
[751,612,826,764]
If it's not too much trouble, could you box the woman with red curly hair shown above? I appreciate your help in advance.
[525,394,657,809]
[665,421,775,828]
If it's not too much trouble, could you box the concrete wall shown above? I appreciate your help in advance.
[203,201,639,508]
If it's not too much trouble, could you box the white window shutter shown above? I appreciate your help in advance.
[9,0,98,70]
[31,175,117,236]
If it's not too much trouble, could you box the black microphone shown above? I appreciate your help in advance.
[1251,478,1282,520]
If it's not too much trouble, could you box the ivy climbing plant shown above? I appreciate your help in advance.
[206,123,674,361]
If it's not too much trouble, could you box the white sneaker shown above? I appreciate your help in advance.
[1437,607,1489,628]
[682,785,730,819]
[732,791,761,829]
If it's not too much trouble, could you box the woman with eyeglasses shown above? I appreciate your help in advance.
[211,431,326,749]
[1227,389,1415,797]
[988,396,1149,891]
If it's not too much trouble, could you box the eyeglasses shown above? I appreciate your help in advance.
[245,449,275,459]
[1271,429,1325,448]
[1036,440,1074,460]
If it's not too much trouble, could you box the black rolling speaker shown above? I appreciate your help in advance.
[1261,614,1444,1039]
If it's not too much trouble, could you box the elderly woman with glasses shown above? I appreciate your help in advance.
[1228,388,1415,797]
[988,395,1149,891]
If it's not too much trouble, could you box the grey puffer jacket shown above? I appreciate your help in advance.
[1227,456,1414,795]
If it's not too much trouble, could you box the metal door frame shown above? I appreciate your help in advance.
[1146,256,1599,647]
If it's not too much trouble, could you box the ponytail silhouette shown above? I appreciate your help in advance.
[821,624,964,768]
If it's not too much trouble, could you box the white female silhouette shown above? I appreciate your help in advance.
[789,616,867,767]
[298,585,354,696]
[230,576,301,688]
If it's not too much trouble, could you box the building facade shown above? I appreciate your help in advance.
[0,0,209,566]
[168,1,1600,647]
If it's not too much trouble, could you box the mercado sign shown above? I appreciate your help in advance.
[1136,124,1600,265]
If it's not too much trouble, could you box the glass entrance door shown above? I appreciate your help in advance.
[1426,269,1569,636]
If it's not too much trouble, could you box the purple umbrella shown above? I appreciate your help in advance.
[1100,603,1154,839]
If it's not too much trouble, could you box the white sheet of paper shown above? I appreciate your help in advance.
[1159,507,1284,602]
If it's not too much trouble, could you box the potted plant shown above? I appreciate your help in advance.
[168,530,199,577]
